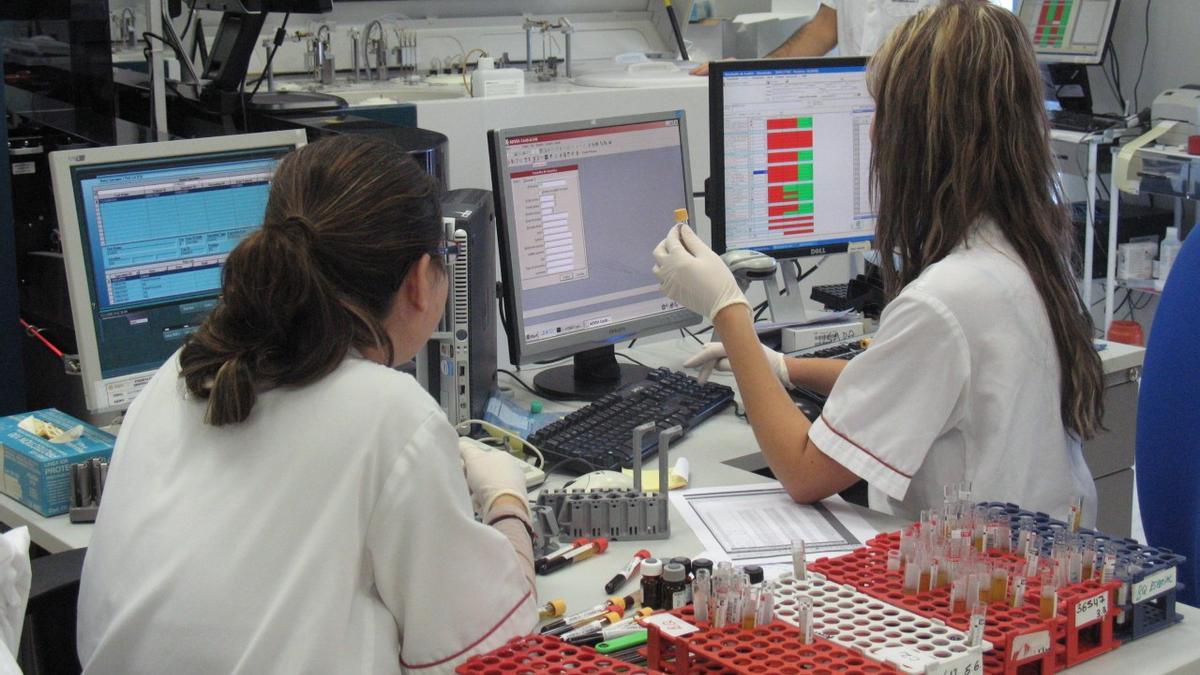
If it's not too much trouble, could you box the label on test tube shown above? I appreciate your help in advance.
[924,651,983,675]
[797,596,814,643]
[791,540,806,580]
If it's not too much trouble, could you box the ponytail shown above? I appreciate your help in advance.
[179,136,442,426]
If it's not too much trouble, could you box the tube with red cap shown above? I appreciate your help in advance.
[536,538,609,575]
[605,549,651,594]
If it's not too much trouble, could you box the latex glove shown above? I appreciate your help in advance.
[458,438,530,518]
[684,342,793,390]
[652,224,750,322]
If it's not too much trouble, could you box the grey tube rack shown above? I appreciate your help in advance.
[535,423,679,541]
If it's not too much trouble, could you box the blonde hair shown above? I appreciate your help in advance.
[867,0,1104,438]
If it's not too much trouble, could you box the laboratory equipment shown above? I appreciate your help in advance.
[48,130,308,414]
[1017,0,1120,65]
[488,110,701,399]
[188,0,333,98]
[707,57,876,321]
[525,368,733,473]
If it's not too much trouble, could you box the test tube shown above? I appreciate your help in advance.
[1025,537,1042,579]
[1009,574,1027,608]
[1040,569,1058,620]
[791,539,807,580]
[740,585,757,630]
[903,556,921,595]
[1115,562,1131,625]
[1068,495,1084,532]
[1100,550,1117,584]
[966,604,987,647]
[756,585,774,626]
[957,480,973,504]
[965,572,982,612]
[951,576,967,614]
[797,596,814,644]
[693,568,711,624]
[887,549,902,572]
[990,567,1009,605]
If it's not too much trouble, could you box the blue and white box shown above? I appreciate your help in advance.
[0,409,116,516]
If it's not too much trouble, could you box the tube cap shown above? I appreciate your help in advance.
[744,565,764,585]
[604,610,623,624]
[692,558,714,574]
[641,558,663,576]
[592,538,610,554]
[664,562,687,583]
[546,598,566,617]
[673,208,689,223]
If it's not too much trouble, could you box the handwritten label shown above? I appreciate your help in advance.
[925,650,984,675]
[1009,630,1051,662]
[641,613,699,638]
[1132,567,1177,604]
[875,645,929,673]
[1074,591,1109,627]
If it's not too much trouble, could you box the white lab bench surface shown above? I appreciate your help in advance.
[2,337,1189,673]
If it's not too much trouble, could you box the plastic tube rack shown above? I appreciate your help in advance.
[534,424,678,541]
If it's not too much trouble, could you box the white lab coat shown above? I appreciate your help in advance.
[810,221,1098,526]
[77,352,535,674]
[821,0,938,56]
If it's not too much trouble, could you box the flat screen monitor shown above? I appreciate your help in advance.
[50,129,308,413]
[1019,0,1120,65]
[488,111,700,400]
[708,57,876,261]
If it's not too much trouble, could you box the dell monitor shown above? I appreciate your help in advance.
[708,57,876,262]
[1019,0,1120,65]
[50,129,308,414]
[489,111,700,400]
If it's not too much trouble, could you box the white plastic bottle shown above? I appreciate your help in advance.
[470,56,525,98]
[1156,226,1181,283]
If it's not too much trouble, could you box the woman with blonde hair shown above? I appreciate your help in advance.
[654,0,1104,524]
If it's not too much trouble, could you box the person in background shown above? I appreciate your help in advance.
[77,136,535,674]
[691,0,942,75]
[659,0,1104,525]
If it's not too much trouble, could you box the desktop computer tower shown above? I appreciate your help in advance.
[418,189,498,424]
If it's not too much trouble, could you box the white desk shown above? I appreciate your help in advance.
[519,337,1200,674]
[3,338,1195,672]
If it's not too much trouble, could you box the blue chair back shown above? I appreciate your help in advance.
[1136,229,1200,605]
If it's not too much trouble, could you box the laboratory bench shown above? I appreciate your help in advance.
[3,338,1182,673]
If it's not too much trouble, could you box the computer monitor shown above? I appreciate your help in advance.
[49,129,307,414]
[488,111,700,400]
[708,57,876,261]
[1019,0,1120,65]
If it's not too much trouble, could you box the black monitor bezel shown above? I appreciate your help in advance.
[708,56,872,260]
[488,111,701,368]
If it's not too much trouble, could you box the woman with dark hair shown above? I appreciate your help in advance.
[77,135,535,674]
[653,0,1104,524]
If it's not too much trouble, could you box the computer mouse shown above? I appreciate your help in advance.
[570,470,635,492]
[721,250,778,279]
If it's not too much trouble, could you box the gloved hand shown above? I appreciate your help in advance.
[684,342,793,390]
[652,224,750,322]
[458,438,530,518]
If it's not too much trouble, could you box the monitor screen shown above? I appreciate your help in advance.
[1019,0,1119,65]
[51,130,307,413]
[709,57,875,260]
[489,111,699,395]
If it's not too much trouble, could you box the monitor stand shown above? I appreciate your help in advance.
[532,345,649,401]
[763,265,810,323]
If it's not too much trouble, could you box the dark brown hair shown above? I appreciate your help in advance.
[179,135,443,426]
[867,0,1104,438]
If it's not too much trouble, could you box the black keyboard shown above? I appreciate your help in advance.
[528,368,735,474]
[790,337,867,361]
[1049,111,1123,133]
